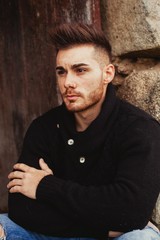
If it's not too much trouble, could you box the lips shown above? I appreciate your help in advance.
[66,94,79,101]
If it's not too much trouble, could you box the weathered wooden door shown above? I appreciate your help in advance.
[0,0,101,212]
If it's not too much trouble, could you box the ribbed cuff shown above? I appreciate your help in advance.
[36,174,66,201]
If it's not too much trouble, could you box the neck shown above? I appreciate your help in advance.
[74,98,105,132]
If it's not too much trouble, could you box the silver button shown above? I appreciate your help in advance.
[68,139,74,145]
[79,157,85,163]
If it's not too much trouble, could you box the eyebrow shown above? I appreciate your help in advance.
[56,63,89,71]
[71,63,89,69]
[56,66,65,71]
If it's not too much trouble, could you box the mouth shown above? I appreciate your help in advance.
[66,94,79,101]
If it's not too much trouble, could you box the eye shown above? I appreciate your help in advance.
[76,68,86,73]
[56,69,66,76]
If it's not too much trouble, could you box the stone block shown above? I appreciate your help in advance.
[116,68,160,227]
[116,69,160,122]
[101,0,160,57]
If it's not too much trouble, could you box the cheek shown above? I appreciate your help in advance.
[57,79,64,90]
[80,81,102,97]
[83,75,103,90]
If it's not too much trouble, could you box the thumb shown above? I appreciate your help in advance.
[39,158,53,175]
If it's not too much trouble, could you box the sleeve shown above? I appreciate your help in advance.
[8,118,160,237]
[8,119,64,233]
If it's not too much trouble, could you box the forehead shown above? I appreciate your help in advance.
[56,44,96,66]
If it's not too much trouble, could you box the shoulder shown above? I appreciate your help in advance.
[118,99,159,128]
[113,99,160,141]
[111,100,160,160]
[118,99,153,120]
[24,104,64,138]
[32,104,63,126]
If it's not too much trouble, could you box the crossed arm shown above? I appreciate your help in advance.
[7,158,123,238]
[7,159,159,238]
[7,158,53,199]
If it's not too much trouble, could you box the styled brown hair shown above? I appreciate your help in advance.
[50,22,112,60]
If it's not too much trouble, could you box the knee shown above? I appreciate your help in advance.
[0,213,9,227]
[114,227,160,240]
[0,225,5,237]
[0,213,16,239]
[0,214,7,238]
[0,214,20,239]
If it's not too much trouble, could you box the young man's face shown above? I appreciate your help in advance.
[56,44,114,113]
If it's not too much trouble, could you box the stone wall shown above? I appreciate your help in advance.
[101,0,160,228]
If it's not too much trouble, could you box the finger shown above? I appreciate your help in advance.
[39,158,49,170]
[9,185,22,193]
[7,178,22,189]
[8,171,24,180]
[39,158,53,174]
[13,163,31,172]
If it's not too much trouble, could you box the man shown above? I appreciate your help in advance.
[0,23,160,240]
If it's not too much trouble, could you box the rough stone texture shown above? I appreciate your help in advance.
[101,0,160,229]
[101,0,160,57]
[152,194,160,229]
[115,65,160,227]
[116,68,160,122]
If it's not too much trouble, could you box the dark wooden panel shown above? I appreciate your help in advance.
[0,0,101,212]
[52,0,101,27]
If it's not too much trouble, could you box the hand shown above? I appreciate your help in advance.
[108,230,123,237]
[7,158,53,199]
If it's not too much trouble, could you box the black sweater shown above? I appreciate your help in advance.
[8,84,160,238]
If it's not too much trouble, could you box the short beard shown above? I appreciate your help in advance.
[64,84,104,113]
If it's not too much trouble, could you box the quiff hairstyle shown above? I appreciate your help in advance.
[50,23,112,61]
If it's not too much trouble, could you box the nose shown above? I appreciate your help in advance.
[64,72,77,89]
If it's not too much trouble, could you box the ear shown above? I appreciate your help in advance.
[103,64,115,84]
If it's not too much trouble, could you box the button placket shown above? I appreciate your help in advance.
[79,157,85,163]
[67,139,74,145]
